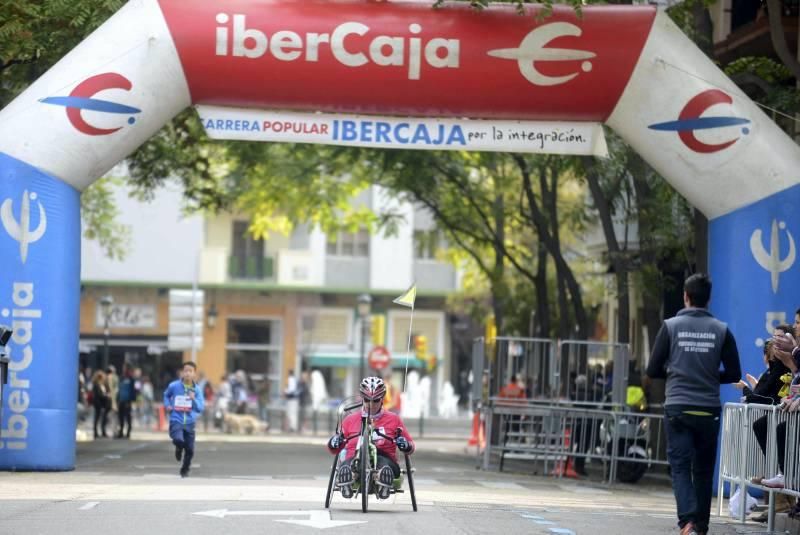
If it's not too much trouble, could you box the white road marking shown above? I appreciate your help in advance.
[558,485,611,495]
[79,502,99,510]
[193,509,367,529]
[477,481,526,490]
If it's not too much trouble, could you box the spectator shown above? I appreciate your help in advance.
[499,373,526,400]
[116,364,137,439]
[106,365,119,433]
[197,372,213,432]
[285,369,300,432]
[91,370,110,439]
[215,374,232,429]
[298,370,310,433]
[140,376,154,430]
[755,318,800,494]
[742,329,794,521]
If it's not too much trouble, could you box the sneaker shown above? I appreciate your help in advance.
[175,445,183,462]
[763,474,785,488]
[180,467,189,478]
[680,521,698,535]
[376,466,393,500]
[337,465,354,499]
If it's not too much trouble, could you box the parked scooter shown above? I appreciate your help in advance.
[596,386,651,484]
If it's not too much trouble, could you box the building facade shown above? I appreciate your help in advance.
[80,182,459,413]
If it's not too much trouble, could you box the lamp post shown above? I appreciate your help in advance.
[100,295,114,370]
[207,303,218,328]
[357,294,372,380]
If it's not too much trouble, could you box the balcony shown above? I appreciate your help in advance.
[229,255,274,281]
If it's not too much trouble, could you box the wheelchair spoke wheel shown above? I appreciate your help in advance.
[325,453,338,509]
[405,453,417,512]
[361,425,370,513]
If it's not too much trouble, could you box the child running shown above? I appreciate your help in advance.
[163,362,205,477]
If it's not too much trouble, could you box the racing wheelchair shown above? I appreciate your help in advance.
[324,396,418,513]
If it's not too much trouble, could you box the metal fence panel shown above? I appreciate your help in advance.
[491,337,558,401]
[558,340,630,406]
[471,337,486,410]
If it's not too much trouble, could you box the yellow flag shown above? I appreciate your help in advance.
[392,284,416,308]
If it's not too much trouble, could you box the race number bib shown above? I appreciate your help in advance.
[174,395,193,412]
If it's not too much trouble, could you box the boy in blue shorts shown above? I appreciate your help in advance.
[163,362,204,477]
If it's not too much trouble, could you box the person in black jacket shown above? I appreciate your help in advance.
[91,370,111,439]
[646,273,741,535]
[737,337,790,406]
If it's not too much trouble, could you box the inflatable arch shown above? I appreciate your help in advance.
[0,0,798,469]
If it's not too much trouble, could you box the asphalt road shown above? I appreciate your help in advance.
[0,432,765,535]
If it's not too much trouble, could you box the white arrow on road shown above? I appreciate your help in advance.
[193,509,367,529]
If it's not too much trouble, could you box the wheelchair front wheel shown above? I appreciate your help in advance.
[405,454,417,512]
[325,453,339,509]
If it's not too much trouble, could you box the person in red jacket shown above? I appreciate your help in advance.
[327,376,415,500]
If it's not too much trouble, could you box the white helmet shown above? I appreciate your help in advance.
[359,376,386,400]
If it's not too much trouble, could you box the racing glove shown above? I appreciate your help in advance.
[396,436,412,452]
[328,434,343,449]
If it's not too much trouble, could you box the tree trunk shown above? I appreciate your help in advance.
[581,156,630,344]
[535,242,550,338]
[491,192,506,333]
[514,155,589,340]
[628,153,662,352]
[766,0,800,80]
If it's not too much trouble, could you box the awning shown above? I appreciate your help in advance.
[304,351,426,369]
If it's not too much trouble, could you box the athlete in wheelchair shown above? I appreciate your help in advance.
[325,376,417,512]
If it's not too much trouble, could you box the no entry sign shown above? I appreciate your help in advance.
[368,345,391,370]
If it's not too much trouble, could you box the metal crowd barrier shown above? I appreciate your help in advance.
[478,336,632,409]
[480,399,668,485]
[718,402,798,532]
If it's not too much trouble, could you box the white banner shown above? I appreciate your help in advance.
[197,106,608,157]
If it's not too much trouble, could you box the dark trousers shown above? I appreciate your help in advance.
[93,405,109,437]
[753,415,787,473]
[169,421,196,471]
[117,401,132,437]
[665,407,721,533]
[342,454,401,478]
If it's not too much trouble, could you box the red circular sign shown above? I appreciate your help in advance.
[368,345,391,370]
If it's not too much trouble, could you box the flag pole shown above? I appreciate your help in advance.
[392,283,417,395]
[403,302,414,395]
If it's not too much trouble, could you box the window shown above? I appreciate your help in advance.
[413,230,440,260]
[327,228,370,257]
[231,221,271,279]
[226,318,282,402]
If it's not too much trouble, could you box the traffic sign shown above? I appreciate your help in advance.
[367,345,391,370]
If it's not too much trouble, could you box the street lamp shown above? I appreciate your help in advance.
[100,294,114,370]
[207,303,218,328]
[357,294,372,380]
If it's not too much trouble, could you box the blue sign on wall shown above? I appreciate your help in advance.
[0,152,80,470]
[710,184,800,407]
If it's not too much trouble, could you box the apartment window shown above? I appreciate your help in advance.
[414,230,440,260]
[226,318,282,403]
[327,228,370,257]
[231,221,271,279]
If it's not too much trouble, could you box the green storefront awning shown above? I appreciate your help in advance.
[305,352,426,369]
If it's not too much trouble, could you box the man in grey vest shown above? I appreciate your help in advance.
[646,273,741,535]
